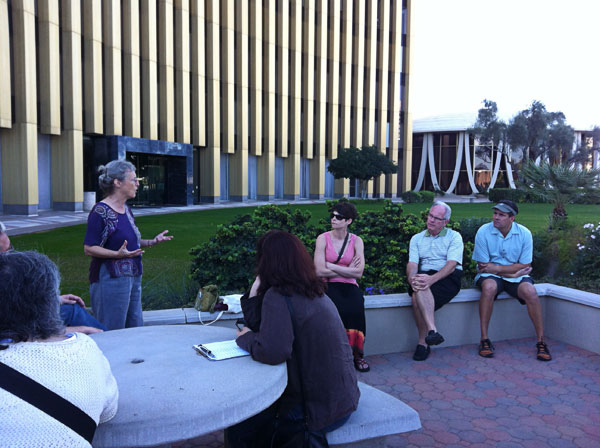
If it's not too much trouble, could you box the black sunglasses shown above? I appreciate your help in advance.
[331,212,347,221]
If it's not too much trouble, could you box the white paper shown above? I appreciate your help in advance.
[193,339,250,361]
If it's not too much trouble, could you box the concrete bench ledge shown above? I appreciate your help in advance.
[142,283,600,327]
[364,283,600,309]
[327,382,421,447]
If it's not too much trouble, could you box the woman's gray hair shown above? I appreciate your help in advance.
[98,159,136,194]
[0,251,65,343]
[432,201,452,220]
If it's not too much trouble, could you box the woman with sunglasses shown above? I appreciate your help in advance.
[314,202,369,372]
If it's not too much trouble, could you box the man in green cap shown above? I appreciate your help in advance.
[473,199,551,361]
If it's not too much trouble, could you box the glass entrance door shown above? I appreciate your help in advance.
[127,153,167,206]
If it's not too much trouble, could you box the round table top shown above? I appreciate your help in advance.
[91,325,287,448]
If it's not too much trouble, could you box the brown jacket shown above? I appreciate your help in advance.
[237,288,360,431]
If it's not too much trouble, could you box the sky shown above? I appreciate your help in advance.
[410,0,600,129]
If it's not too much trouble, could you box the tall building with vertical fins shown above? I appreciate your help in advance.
[0,0,413,215]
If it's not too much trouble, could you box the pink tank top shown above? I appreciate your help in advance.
[324,232,358,285]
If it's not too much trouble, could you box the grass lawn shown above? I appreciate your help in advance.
[11,201,600,306]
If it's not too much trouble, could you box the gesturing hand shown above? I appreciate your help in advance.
[117,240,144,258]
[152,230,173,246]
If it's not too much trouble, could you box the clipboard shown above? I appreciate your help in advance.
[193,340,250,361]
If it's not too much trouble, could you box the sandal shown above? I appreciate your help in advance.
[536,341,552,361]
[354,357,370,373]
[479,339,494,358]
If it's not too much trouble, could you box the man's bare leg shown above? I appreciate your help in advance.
[413,288,436,332]
[518,282,545,342]
[411,295,428,346]
[479,279,497,340]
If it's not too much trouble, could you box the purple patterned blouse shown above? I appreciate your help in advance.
[84,202,143,284]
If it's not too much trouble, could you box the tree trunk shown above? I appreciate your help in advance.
[360,180,368,199]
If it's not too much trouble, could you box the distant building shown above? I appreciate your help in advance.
[573,128,599,172]
[410,113,516,195]
[411,114,599,194]
[0,0,413,215]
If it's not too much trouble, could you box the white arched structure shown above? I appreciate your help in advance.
[488,144,516,190]
[412,133,428,192]
[415,131,479,194]
[412,114,518,194]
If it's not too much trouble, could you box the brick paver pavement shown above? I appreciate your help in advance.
[174,337,600,447]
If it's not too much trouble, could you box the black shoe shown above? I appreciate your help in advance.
[413,344,430,361]
[536,341,552,361]
[479,339,495,358]
[425,330,445,346]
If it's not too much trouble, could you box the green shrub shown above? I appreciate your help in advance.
[488,188,526,203]
[400,190,421,203]
[189,205,322,294]
[532,223,583,279]
[189,199,480,296]
[531,221,600,293]
[342,201,422,293]
[488,187,547,204]
[460,241,477,288]
[400,190,435,203]
[418,190,435,203]
[458,217,491,244]
[572,221,600,282]
[573,190,600,204]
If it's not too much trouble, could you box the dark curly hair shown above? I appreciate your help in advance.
[332,201,358,222]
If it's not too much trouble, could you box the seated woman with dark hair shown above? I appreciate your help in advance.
[314,201,369,372]
[226,231,359,447]
[0,251,118,448]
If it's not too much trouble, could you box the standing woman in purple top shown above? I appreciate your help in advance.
[83,160,173,330]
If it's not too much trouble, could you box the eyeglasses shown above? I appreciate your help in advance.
[331,212,347,221]
[427,213,446,222]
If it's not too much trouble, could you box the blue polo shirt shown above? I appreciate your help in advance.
[409,227,464,272]
[472,221,533,283]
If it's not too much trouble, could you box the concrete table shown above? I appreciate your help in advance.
[91,325,287,448]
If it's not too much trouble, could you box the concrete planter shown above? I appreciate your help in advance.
[142,284,600,355]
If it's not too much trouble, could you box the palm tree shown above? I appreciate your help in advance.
[519,160,600,226]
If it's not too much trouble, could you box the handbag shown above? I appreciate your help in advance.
[267,296,329,448]
[0,361,97,443]
[195,284,227,325]
[195,284,221,312]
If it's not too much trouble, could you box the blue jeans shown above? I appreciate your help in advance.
[60,304,107,331]
[90,264,143,330]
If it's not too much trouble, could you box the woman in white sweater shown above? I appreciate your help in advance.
[0,251,119,448]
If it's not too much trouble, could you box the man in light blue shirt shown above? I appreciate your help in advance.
[473,200,551,361]
[407,201,463,361]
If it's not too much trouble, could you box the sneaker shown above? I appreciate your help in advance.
[536,341,552,361]
[425,330,445,346]
[479,339,494,358]
[413,344,430,361]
